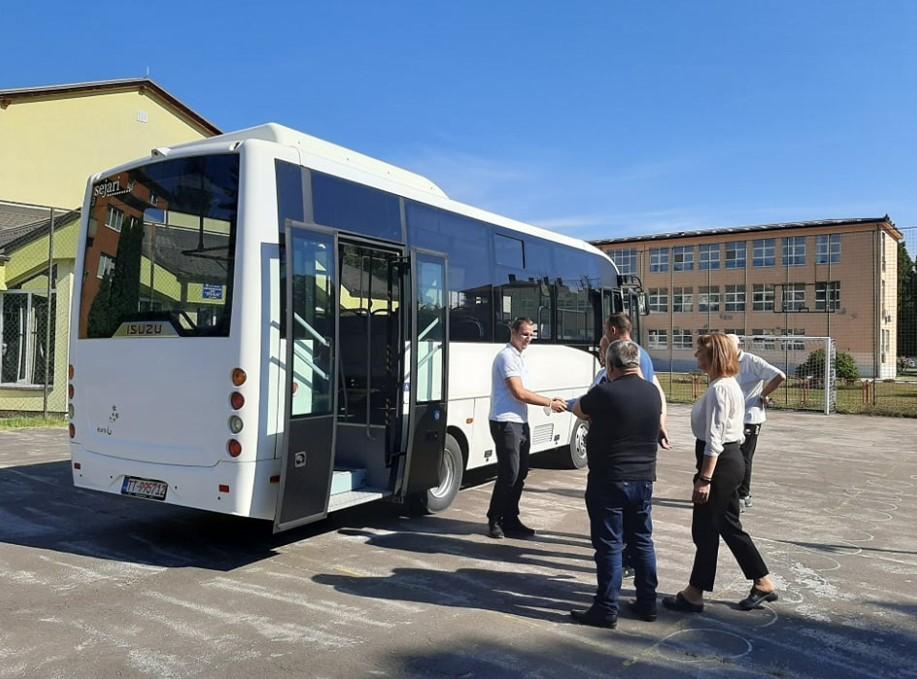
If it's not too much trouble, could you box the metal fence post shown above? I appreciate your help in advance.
[42,207,55,418]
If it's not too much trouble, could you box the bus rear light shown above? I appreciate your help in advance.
[227,439,242,457]
[69,424,75,439]
[73,462,81,470]
[68,384,74,399]
[231,368,247,386]
[229,416,244,434]
[269,475,281,484]
[219,484,230,493]
[230,392,245,410]
[69,364,75,379]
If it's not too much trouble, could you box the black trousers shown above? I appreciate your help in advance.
[487,421,530,523]
[738,424,761,498]
[690,440,769,591]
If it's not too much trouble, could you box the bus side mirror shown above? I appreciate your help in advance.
[639,292,649,316]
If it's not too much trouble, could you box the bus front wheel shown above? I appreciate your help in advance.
[408,433,464,514]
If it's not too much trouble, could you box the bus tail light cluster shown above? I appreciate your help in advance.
[228,368,246,457]
[68,364,75,439]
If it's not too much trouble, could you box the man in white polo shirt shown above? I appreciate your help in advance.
[487,317,567,539]
[726,334,787,510]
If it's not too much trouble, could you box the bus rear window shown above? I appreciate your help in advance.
[78,154,239,338]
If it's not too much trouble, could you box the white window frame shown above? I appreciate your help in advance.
[753,238,775,267]
[105,206,124,232]
[698,285,720,312]
[725,284,746,312]
[782,283,807,311]
[782,236,806,267]
[673,286,693,312]
[698,244,721,271]
[815,281,840,312]
[673,328,693,350]
[816,234,841,264]
[649,287,668,313]
[673,246,694,272]
[648,329,668,349]
[649,248,669,272]
[612,249,638,275]
[725,241,746,269]
[752,284,775,311]
[0,290,56,387]
[97,254,116,280]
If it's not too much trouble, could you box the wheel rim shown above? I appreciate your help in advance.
[573,423,588,464]
[430,448,456,499]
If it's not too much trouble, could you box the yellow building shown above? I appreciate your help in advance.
[594,217,903,379]
[0,79,219,414]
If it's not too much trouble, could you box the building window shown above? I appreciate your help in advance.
[783,236,806,266]
[698,244,721,271]
[725,284,746,312]
[673,287,693,312]
[97,254,115,280]
[673,328,693,350]
[648,329,668,349]
[649,247,669,273]
[782,283,807,312]
[816,234,841,264]
[673,246,694,271]
[649,288,668,313]
[752,284,775,311]
[784,328,806,351]
[752,328,778,349]
[815,281,840,312]
[725,241,746,269]
[753,238,775,267]
[698,286,720,312]
[697,327,718,338]
[612,249,638,275]
[105,206,124,232]
[0,291,56,386]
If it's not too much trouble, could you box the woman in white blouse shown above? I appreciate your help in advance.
[663,333,778,613]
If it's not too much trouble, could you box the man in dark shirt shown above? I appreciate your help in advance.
[570,340,662,628]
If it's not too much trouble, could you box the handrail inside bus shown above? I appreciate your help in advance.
[418,317,439,341]
[294,312,330,347]
[293,342,330,381]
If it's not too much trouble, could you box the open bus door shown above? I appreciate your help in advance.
[397,250,448,500]
[275,223,339,532]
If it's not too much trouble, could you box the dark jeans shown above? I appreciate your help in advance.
[738,424,761,498]
[487,421,530,523]
[690,440,769,591]
[585,476,658,617]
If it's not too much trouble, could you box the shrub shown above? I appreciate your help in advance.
[795,348,859,382]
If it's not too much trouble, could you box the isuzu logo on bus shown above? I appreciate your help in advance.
[113,322,179,338]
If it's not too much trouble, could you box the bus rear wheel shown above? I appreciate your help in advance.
[409,433,464,514]
[565,419,589,470]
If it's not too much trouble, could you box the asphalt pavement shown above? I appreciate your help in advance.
[1,406,916,678]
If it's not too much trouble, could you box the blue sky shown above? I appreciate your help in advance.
[5,1,917,249]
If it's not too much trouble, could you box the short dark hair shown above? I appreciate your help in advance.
[605,313,632,336]
[511,317,535,334]
[607,339,640,370]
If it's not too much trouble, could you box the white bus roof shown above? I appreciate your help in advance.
[155,123,612,261]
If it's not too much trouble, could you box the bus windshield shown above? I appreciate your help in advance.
[78,154,239,338]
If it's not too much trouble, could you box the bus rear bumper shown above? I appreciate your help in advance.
[69,444,278,520]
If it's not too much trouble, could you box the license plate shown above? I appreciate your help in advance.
[121,476,168,501]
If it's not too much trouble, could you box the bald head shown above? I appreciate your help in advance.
[726,334,742,351]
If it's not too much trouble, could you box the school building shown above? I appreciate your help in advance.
[593,217,904,379]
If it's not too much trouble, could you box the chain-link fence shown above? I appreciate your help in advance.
[0,207,71,417]
[603,222,917,418]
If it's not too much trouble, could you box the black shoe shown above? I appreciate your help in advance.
[662,592,704,613]
[570,608,617,629]
[622,566,636,579]
[502,519,536,538]
[627,600,657,622]
[738,586,777,610]
[487,521,504,539]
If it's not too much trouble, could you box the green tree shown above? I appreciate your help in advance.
[86,271,113,337]
[898,242,917,358]
[107,216,144,329]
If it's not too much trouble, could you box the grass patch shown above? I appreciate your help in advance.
[0,416,67,430]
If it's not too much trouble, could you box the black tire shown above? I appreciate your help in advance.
[566,419,589,470]
[407,433,464,514]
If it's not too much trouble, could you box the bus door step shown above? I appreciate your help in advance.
[331,467,367,495]
[327,487,389,512]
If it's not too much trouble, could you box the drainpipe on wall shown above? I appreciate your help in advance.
[43,207,55,418]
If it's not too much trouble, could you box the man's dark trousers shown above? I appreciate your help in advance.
[585,476,658,618]
[487,421,530,524]
[738,423,761,498]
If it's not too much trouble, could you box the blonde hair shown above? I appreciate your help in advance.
[696,333,739,378]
